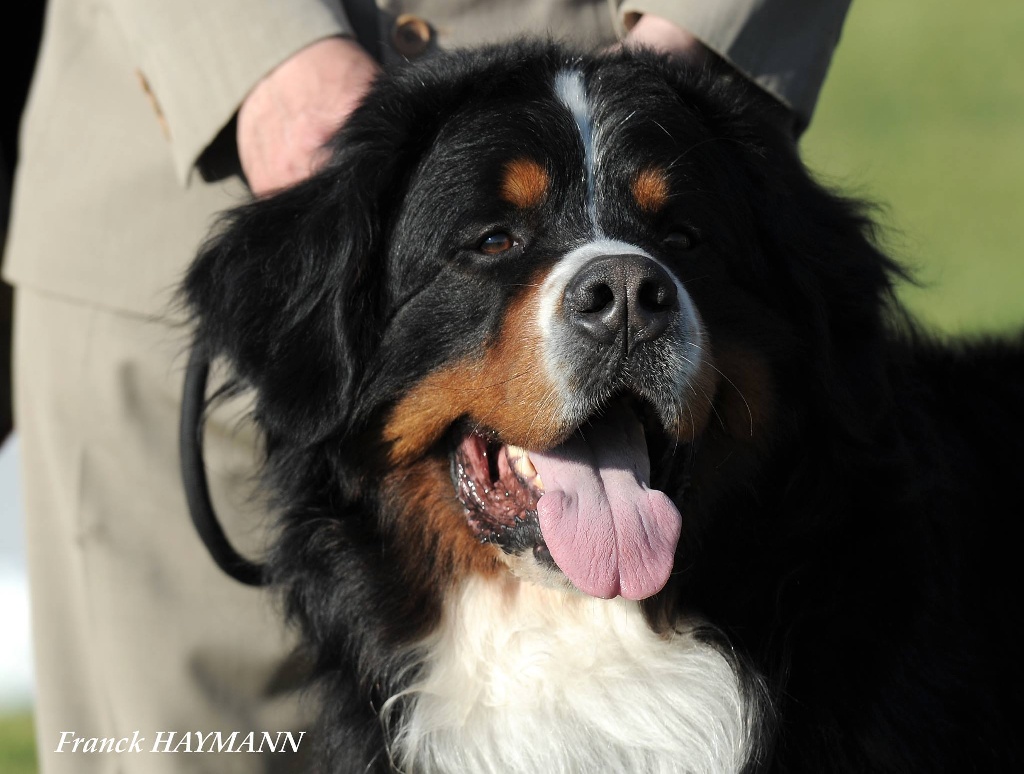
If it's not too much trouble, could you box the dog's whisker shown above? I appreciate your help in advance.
[689,343,754,438]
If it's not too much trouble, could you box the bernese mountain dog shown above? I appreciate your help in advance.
[183,43,1024,773]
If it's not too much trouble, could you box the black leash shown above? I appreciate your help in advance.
[345,0,382,63]
[179,347,267,586]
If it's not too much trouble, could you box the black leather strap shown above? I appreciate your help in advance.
[180,347,266,586]
[342,0,382,63]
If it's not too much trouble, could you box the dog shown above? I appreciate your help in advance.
[183,43,1024,773]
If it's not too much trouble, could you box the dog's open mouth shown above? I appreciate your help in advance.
[451,400,683,601]
[452,431,548,559]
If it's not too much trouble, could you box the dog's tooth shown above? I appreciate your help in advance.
[507,446,543,490]
[515,452,538,480]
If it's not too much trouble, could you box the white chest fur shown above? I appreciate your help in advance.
[382,578,755,773]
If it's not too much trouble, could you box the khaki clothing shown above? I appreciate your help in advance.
[13,288,311,773]
[3,1,850,772]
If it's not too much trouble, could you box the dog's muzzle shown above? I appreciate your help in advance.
[563,253,679,352]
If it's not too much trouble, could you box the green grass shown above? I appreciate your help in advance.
[0,712,38,774]
[801,0,1024,334]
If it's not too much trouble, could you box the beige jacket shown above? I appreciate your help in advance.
[4,0,848,318]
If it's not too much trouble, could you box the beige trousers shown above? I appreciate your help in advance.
[14,287,312,773]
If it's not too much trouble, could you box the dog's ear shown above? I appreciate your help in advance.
[722,93,907,436]
[184,61,476,445]
[184,156,388,445]
[655,53,903,333]
[656,54,906,432]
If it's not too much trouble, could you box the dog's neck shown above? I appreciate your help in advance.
[382,575,757,773]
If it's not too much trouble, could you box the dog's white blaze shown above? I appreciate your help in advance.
[555,69,601,235]
[383,577,755,773]
[536,238,705,426]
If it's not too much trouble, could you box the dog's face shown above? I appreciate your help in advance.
[187,45,894,620]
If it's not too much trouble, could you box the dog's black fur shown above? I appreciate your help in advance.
[185,43,1024,772]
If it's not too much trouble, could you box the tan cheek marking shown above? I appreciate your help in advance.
[382,458,500,587]
[383,273,566,464]
[381,362,481,464]
[632,166,671,213]
[379,278,562,585]
[500,158,550,209]
[673,343,719,444]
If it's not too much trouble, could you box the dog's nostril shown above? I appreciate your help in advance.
[566,276,623,345]
[572,281,615,315]
[637,277,677,313]
[631,272,677,346]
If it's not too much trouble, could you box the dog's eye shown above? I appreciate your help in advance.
[478,231,517,255]
[662,229,699,252]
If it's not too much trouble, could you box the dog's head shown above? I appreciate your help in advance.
[185,44,898,618]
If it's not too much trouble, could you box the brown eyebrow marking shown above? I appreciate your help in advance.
[500,158,550,209]
[632,166,671,213]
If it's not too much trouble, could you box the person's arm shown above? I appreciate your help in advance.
[106,0,372,187]
[236,36,379,196]
[617,0,852,132]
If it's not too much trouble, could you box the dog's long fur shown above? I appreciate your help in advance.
[185,44,1024,772]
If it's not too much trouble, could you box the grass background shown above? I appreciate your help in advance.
[801,0,1024,333]
[0,713,36,774]
[1,1,1021,770]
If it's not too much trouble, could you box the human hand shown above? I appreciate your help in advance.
[237,36,380,196]
[622,14,711,66]
[624,13,799,137]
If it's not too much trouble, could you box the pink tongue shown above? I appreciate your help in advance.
[531,411,681,601]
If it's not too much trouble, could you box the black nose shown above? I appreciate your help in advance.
[563,254,678,348]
